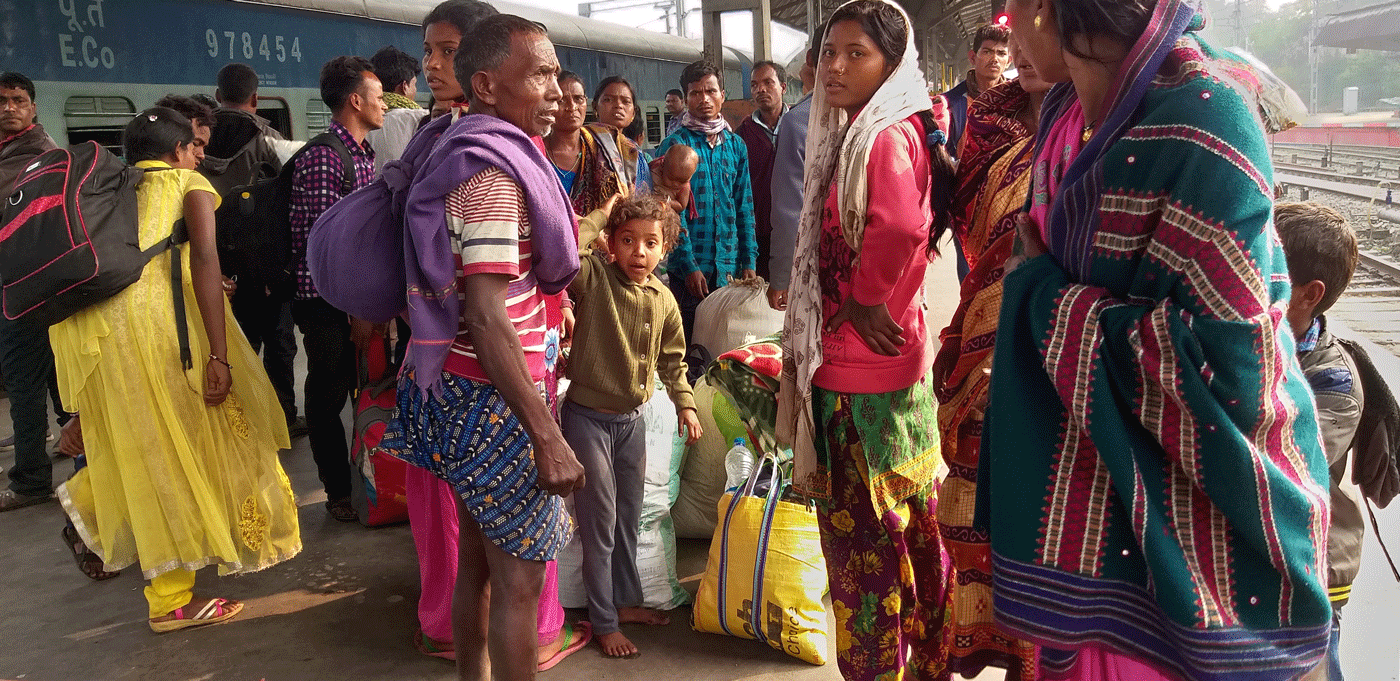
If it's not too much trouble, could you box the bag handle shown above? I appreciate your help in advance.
[310,131,358,196]
[129,167,195,370]
[713,454,785,642]
[713,453,778,638]
[747,454,787,645]
[1365,497,1400,582]
[714,473,745,638]
[137,215,192,370]
[738,450,781,498]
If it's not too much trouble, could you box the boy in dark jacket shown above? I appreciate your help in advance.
[1276,201,1363,681]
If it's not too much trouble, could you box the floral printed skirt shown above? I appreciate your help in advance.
[813,386,954,681]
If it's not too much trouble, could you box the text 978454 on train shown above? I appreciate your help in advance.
[7,0,750,150]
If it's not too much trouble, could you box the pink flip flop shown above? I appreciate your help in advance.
[538,620,592,672]
[414,629,456,661]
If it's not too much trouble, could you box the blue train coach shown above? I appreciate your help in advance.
[4,0,749,149]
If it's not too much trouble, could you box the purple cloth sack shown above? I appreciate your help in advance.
[310,112,580,392]
[307,114,450,323]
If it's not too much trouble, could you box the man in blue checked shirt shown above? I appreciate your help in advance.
[655,60,757,341]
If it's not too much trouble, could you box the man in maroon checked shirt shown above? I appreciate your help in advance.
[288,55,386,522]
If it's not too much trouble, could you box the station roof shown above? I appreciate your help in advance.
[1316,0,1400,52]
[769,0,997,60]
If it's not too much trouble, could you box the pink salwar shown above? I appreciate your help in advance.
[406,464,564,646]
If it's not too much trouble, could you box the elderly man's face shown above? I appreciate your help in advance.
[489,31,563,137]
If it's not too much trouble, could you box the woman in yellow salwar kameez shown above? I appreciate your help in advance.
[53,107,300,633]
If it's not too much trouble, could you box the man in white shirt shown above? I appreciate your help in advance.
[367,45,425,174]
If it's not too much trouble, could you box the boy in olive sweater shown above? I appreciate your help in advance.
[563,193,702,659]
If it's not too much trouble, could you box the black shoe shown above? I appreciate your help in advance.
[287,417,310,440]
[0,489,53,512]
[326,497,358,522]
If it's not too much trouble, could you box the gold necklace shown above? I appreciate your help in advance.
[1081,121,1097,143]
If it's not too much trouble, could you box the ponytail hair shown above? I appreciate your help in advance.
[918,109,955,257]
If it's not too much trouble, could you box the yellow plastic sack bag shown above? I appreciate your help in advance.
[692,457,829,665]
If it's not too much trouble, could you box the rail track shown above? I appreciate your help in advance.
[1273,142,1400,182]
[1275,167,1400,357]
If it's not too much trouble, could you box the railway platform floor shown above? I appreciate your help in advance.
[1,253,1396,680]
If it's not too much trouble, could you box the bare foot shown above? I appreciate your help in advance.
[596,630,640,658]
[617,606,670,625]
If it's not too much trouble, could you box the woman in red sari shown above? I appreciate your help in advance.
[931,39,1049,681]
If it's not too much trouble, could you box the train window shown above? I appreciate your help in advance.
[645,106,663,147]
[255,96,293,139]
[305,99,331,136]
[64,96,135,155]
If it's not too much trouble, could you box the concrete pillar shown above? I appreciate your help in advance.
[701,0,773,65]
[703,6,724,66]
[753,0,772,64]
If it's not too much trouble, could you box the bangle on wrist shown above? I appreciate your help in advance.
[208,353,232,370]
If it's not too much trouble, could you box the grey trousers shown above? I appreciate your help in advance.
[561,400,646,635]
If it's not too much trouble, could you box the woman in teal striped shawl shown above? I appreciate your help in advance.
[983,1,1330,679]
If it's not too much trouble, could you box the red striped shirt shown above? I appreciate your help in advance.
[443,168,547,383]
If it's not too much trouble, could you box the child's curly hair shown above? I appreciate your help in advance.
[604,192,683,253]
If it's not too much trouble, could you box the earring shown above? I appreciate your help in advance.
[1034,15,1042,30]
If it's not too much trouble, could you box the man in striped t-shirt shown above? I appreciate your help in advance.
[380,14,584,680]
[442,168,548,381]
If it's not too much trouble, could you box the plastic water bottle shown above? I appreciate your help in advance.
[725,438,754,491]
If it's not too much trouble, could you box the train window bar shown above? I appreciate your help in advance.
[64,95,135,156]
[255,96,294,140]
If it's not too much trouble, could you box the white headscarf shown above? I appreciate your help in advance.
[777,0,935,496]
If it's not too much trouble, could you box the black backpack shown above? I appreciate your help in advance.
[0,142,196,366]
[1336,337,1400,508]
[1335,337,1400,582]
[213,131,353,294]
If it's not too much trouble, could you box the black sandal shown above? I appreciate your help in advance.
[62,526,120,581]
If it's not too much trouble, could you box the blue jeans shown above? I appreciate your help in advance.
[1327,610,1344,680]
[0,316,70,497]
